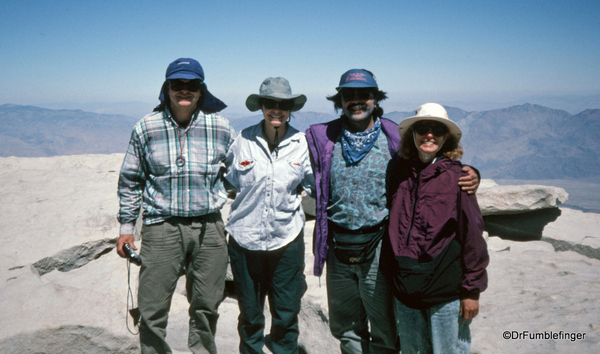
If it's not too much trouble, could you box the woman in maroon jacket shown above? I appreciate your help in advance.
[385,103,489,354]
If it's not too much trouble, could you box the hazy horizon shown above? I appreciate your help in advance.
[1,0,599,117]
[14,92,600,121]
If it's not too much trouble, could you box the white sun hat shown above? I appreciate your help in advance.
[398,103,462,142]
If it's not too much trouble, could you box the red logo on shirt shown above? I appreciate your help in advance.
[292,163,301,166]
[240,160,253,167]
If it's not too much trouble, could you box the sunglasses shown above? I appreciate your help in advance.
[261,98,295,111]
[340,89,375,102]
[169,79,202,92]
[413,122,448,137]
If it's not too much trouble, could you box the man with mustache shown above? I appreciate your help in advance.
[306,69,479,354]
[116,58,235,354]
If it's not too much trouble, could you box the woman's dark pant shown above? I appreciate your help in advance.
[228,232,307,354]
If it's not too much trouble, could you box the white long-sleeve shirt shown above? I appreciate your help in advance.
[224,121,315,251]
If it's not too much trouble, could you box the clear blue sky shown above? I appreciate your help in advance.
[1,0,599,115]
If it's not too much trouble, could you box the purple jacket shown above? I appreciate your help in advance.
[387,156,489,299]
[306,117,401,276]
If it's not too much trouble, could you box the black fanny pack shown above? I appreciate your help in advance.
[330,221,386,265]
[392,239,462,309]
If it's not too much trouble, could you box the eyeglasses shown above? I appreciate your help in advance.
[169,79,202,92]
[340,89,374,102]
[413,122,448,137]
[261,99,295,111]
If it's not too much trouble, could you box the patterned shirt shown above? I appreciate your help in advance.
[328,129,391,229]
[117,107,235,235]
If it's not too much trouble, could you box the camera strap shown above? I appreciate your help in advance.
[126,259,140,335]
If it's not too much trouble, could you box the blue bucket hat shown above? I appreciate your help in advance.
[336,69,378,91]
[156,58,227,113]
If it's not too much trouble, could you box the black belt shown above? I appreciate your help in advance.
[168,212,220,223]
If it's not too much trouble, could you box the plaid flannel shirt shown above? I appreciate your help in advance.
[117,107,235,235]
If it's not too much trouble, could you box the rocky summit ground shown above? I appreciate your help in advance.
[0,154,599,353]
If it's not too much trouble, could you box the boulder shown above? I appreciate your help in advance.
[477,179,568,215]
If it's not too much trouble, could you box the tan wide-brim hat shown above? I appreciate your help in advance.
[398,103,462,142]
[245,77,307,112]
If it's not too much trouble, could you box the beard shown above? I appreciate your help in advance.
[343,102,375,122]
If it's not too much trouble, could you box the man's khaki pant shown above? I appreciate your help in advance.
[138,213,228,354]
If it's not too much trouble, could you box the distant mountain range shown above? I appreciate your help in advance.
[1,103,599,180]
[451,104,600,179]
[0,104,139,157]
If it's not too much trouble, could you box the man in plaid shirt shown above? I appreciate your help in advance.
[116,58,235,354]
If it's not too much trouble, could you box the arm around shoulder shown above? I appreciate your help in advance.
[459,165,480,194]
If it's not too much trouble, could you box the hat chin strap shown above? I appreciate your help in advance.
[414,131,445,163]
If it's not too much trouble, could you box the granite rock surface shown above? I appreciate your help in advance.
[0,154,598,353]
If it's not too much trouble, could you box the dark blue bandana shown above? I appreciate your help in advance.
[341,118,382,164]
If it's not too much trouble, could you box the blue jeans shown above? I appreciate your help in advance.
[228,232,307,354]
[395,299,471,354]
[326,240,399,354]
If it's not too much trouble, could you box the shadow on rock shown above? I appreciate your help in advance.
[0,325,139,354]
[483,207,562,241]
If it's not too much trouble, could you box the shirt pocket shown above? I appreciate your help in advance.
[189,145,221,169]
[364,170,387,207]
[235,158,257,189]
[286,160,304,188]
[145,143,171,176]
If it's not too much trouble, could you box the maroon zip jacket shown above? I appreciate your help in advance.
[386,155,489,302]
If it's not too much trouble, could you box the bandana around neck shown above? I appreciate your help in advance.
[341,118,382,164]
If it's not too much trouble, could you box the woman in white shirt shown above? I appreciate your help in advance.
[224,77,314,354]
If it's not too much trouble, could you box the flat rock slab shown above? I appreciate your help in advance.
[478,179,569,215]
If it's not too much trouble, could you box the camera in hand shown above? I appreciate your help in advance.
[123,243,142,266]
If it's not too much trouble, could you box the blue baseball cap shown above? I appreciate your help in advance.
[336,69,378,91]
[165,58,205,81]
[156,58,227,113]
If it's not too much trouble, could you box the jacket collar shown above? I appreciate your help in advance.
[411,157,461,181]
